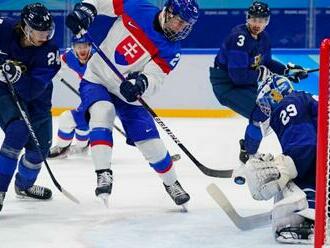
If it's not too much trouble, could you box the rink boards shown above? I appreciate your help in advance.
[52,49,320,118]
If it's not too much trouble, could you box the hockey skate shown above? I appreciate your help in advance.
[95,169,113,208]
[48,145,71,159]
[68,144,89,156]
[164,180,190,211]
[0,192,5,212]
[15,185,52,200]
[275,219,314,244]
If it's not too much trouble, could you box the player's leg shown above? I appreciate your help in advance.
[115,98,189,206]
[48,110,76,159]
[0,93,30,211]
[209,67,257,118]
[80,81,115,201]
[69,108,90,155]
[15,114,53,200]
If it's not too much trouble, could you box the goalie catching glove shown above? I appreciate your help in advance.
[243,154,298,201]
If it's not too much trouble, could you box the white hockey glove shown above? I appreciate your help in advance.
[0,61,22,84]
[272,181,313,244]
[244,154,298,201]
[257,65,272,85]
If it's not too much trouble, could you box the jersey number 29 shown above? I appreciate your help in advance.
[280,104,297,125]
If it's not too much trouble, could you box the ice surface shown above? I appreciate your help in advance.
[0,117,304,247]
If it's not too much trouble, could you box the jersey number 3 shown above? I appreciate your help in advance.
[280,104,297,126]
[237,35,245,47]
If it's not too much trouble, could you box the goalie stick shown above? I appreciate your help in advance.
[206,183,271,230]
[83,31,233,178]
[59,78,182,162]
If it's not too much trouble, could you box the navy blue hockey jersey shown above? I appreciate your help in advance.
[214,24,286,85]
[270,91,317,189]
[0,17,60,113]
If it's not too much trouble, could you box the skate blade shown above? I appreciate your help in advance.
[15,194,52,201]
[180,203,188,212]
[98,193,110,208]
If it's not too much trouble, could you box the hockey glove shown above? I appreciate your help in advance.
[66,3,97,35]
[120,73,149,102]
[284,63,308,83]
[0,61,22,84]
[257,65,272,85]
[239,139,274,164]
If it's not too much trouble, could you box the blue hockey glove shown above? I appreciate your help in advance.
[120,73,149,102]
[0,61,22,84]
[284,63,308,83]
[66,3,97,35]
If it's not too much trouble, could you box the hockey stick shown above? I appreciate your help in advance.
[84,32,233,178]
[3,72,80,204]
[306,68,319,73]
[60,78,182,162]
[207,183,271,230]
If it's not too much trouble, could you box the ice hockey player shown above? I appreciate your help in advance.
[209,1,308,119]
[49,36,93,159]
[65,0,199,208]
[0,3,61,212]
[241,74,316,244]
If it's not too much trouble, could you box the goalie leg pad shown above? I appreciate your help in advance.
[244,154,298,200]
[272,182,309,241]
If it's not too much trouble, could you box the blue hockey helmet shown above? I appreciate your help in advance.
[256,75,293,117]
[71,35,90,45]
[162,0,199,41]
[21,3,55,42]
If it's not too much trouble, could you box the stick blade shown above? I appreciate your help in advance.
[61,187,80,204]
[207,183,271,231]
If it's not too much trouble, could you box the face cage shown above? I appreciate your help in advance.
[163,24,193,41]
[23,20,55,42]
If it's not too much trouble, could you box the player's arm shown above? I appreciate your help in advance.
[120,52,178,102]
[226,34,260,85]
[14,47,61,101]
[66,0,124,35]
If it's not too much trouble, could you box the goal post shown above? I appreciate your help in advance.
[315,38,330,248]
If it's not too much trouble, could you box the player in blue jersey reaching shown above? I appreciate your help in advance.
[65,0,199,208]
[241,74,316,244]
[210,1,308,119]
[49,36,93,159]
[209,1,310,164]
[0,3,61,212]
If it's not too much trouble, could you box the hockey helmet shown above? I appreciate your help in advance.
[21,3,55,41]
[162,0,199,41]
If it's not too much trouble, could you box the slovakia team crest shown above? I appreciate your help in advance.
[114,36,145,65]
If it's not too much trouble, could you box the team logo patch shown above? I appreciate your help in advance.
[114,36,145,65]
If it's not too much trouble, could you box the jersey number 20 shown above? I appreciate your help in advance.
[280,104,297,126]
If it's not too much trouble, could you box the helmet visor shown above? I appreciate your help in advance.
[24,20,55,41]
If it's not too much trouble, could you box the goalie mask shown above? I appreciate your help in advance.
[256,75,293,117]
[161,0,199,41]
[21,3,55,46]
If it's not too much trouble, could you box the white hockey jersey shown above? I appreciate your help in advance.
[82,0,181,103]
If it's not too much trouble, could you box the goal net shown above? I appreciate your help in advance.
[315,38,330,248]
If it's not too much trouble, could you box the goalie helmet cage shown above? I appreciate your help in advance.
[315,38,330,248]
